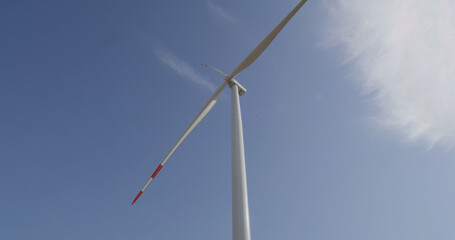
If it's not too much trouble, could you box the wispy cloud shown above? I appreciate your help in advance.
[207,1,238,26]
[151,42,216,91]
[324,0,455,147]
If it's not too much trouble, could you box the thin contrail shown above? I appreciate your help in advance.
[152,43,216,91]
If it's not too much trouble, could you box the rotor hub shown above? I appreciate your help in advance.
[227,78,247,96]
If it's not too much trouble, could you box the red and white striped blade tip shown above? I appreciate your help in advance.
[131,191,143,205]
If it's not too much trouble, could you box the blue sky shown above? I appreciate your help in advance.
[2,0,455,239]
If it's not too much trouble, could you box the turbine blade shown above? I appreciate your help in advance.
[228,0,307,80]
[201,64,228,79]
[131,80,228,205]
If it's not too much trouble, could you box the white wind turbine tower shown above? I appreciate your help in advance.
[131,1,307,239]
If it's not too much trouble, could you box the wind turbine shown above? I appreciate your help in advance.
[131,1,307,240]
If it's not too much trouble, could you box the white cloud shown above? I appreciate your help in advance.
[325,0,455,147]
[207,1,238,26]
[152,43,216,91]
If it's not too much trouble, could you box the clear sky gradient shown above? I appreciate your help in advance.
[2,0,455,239]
